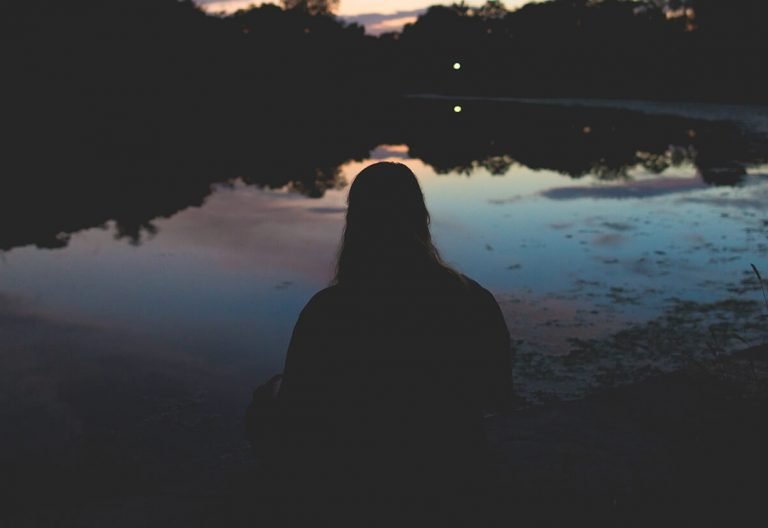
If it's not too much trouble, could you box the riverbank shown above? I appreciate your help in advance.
[5,342,766,527]
[488,342,768,526]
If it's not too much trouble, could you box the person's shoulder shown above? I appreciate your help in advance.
[459,274,491,295]
[293,286,344,328]
[426,267,492,300]
[303,285,342,311]
[458,274,501,306]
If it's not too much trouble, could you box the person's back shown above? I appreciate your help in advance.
[278,265,509,490]
[270,162,512,525]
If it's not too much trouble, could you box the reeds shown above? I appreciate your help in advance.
[751,263,768,311]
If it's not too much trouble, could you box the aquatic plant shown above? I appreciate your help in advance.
[751,263,768,311]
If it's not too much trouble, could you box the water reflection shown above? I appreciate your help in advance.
[2,100,766,252]
[2,103,768,512]
[1,101,768,397]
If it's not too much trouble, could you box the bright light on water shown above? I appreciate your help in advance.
[453,62,461,70]
[453,105,462,113]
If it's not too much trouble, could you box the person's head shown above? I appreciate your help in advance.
[335,162,454,284]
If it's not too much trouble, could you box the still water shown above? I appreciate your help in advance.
[3,99,768,500]
[2,100,768,435]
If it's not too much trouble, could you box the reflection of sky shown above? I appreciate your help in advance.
[0,185,345,372]
[1,146,767,382]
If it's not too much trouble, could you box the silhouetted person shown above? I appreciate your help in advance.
[272,162,512,526]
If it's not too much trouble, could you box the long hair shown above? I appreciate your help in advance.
[334,162,459,285]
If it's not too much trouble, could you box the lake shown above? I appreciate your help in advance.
[2,98,768,503]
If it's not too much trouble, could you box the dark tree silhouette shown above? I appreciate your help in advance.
[476,0,508,19]
[282,0,339,16]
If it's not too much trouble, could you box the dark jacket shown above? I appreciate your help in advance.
[276,267,512,497]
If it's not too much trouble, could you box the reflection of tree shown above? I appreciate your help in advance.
[283,167,346,198]
[697,164,748,186]
[480,155,515,176]
[2,98,767,252]
[637,146,696,174]
[397,99,766,184]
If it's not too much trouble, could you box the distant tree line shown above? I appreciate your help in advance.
[4,0,768,108]
[3,0,767,197]
[393,0,768,101]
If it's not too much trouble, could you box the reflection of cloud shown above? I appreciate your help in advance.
[602,221,634,232]
[152,182,343,279]
[339,156,432,187]
[488,195,526,205]
[368,144,410,160]
[543,176,706,200]
[592,233,626,246]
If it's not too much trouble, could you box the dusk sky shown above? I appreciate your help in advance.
[196,1,545,34]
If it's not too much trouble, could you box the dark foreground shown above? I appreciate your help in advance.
[3,343,767,527]
[487,343,768,527]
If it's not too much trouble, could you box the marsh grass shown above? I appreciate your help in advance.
[751,263,768,311]
[680,264,768,405]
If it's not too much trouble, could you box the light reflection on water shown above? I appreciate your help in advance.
[1,148,767,399]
